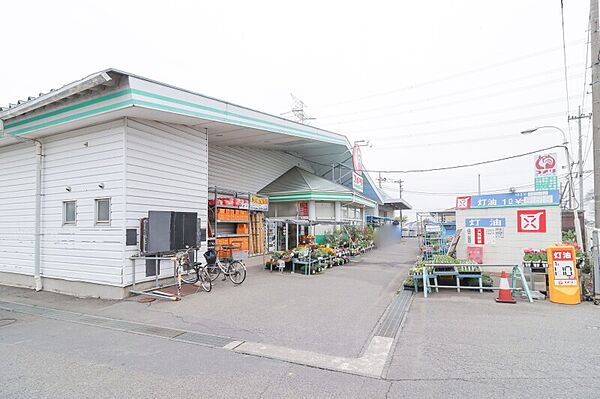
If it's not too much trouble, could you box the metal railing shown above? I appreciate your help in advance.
[420,264,533,303]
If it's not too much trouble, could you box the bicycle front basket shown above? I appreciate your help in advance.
[204,249,217,265]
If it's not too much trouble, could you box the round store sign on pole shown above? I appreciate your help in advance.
[534,153,557,175]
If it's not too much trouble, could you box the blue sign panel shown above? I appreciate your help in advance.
[456,190,560,209]
[465,218,506,228]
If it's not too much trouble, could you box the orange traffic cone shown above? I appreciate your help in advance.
[495,271,516,304]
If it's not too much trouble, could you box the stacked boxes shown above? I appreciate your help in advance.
[217,209,249,221]
[249,212,265,254]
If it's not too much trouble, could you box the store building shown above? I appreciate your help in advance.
[259,166,377,248]
[0,69,388,298]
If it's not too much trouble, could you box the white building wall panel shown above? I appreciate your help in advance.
[456,206,562,265]
[208,145,314,193]
[0,143,36,276]
[40,120,126,285]
[124,118,208,285]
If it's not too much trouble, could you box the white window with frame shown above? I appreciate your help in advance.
[95,198,111,225]
[315,201,334,220]
[63,200,77,225]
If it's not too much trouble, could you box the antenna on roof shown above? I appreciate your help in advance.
[281,93,316,125]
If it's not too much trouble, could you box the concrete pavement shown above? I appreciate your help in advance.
[3,238,600,397]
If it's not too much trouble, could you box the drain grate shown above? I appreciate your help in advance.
[0,300,235,349]
[175,331,233,347]
[373,290,412,338]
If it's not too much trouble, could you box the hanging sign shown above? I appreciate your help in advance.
[352,144,363,173]
[517,209,546,233]
[534,153,558,175]
[249,195,269,211]
[352,171,364,192]
[547,245,581,304]
[456,190,559,209]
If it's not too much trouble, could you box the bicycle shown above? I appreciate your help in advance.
[204,244,247,285]
[173,247,212,294]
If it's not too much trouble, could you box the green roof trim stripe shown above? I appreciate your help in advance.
[7,100,135,136]
[268,192,376,207]
[4,86,348,146]
[132,99,345,145]
[4,89,131,129]
[130,89,347,145]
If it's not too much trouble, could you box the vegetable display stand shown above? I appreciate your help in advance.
[208,186,251,258]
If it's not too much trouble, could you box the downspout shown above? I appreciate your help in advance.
[34,139,43,291]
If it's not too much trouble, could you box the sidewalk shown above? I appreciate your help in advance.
[0,239,419,358]
[385,290,600,397]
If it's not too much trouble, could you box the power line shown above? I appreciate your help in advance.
[581,14,592,110]
[367,111,566,141]
[310,39,586,110]
[315,65,581,121]
[320,73,585,129]
[363,145,566,174]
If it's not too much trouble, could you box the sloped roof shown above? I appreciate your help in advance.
[259,166,351,194]
[380,190,412,210]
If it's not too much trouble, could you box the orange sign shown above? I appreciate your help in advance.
[546,245,580,305]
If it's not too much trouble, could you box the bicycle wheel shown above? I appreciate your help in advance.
[181,267,199,284]
[228,260,247,285]
[206,263,221,282]
[198,267,212,292]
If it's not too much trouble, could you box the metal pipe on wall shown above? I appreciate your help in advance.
[34,140,43,291]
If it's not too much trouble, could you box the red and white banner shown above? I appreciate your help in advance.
[456,196,472,210]
[474,227,485,245]
[534,153,557,176]
[517,209,546,233]
[352,144,363,173]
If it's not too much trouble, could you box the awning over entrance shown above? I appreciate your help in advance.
[259,166,376,208]
[380,190,412,210]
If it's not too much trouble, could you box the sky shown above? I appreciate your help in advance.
[0,0,593,220]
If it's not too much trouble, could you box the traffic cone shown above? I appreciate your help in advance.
[495,271,516,304]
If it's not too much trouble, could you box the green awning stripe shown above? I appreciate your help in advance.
[4,89,132,129]
[130,89,347,145]
[7,100,135,136]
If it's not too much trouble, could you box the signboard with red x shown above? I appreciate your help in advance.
[517,209,546,233]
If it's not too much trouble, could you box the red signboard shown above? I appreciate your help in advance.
[474,227,485,245]
[517,209,546,233]
[456,196,472,210]
[298,201,309,219]
[467,246,483,264]
[534,153,557,175]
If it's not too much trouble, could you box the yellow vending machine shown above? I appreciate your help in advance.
[546,245,581,305]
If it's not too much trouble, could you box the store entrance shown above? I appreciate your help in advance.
[275,222,309,251]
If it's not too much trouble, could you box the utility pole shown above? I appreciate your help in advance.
[477,174,481,195]
[378,172,383,188]
[568,106,591,211]
[592,0,600,228]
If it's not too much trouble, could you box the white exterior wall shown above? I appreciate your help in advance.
[0,143,36,276]
[208,145,313,193]
[40,121,126,285]
[124,118,208,285]
[456,206,562,265]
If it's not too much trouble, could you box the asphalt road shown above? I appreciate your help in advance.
[2,239,600,398]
